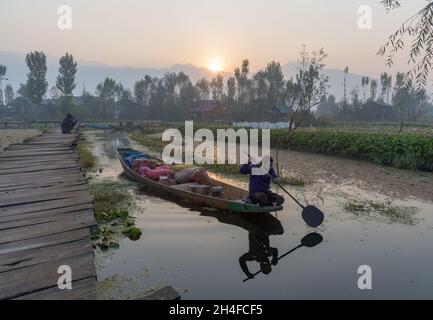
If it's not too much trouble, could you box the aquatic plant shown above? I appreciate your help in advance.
[344,199,419,225]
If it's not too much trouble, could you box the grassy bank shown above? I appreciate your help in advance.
[77,133,96,169]
[271,129,433,171]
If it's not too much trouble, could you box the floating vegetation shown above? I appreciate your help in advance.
[96,274,162,300]
[90,180,142,250]
[122,226,142,241]
[344,199,419,225]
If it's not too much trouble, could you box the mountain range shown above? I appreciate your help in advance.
[0,51,369,101]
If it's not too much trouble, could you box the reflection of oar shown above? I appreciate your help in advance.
[242,233,323,282]
[244,152,325,228]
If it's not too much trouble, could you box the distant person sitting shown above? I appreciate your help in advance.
[240,155,284,207]
[61,113,77,134]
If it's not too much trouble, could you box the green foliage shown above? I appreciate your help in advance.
[122,227,142,241]
[77,137,96,169]
[25,51,48,104]
[272,129,433,171]
[56,52,77,96]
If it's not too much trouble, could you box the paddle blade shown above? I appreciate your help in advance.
[302,205,325,228]
[301,232,323,247]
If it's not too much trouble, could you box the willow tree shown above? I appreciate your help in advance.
[378,0,433,92]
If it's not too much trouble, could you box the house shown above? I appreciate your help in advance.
[192,100,224,121]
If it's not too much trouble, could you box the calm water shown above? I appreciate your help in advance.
[87,130,433,299]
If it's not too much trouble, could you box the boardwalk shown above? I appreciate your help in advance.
[0,130,97,300]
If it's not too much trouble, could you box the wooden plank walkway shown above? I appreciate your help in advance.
[0,130,97,300]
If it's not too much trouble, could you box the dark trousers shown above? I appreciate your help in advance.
[250,191,284,207]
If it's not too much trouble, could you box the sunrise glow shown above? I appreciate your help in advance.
[208,58,224,72]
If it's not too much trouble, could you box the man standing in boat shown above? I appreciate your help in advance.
[240,155,285,207]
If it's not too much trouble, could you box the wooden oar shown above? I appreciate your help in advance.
[242,232,323,282]
[244,152,325,228]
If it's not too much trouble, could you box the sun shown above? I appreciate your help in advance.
[208,58,224,73]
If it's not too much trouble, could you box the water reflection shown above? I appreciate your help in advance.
[239,232,323,282]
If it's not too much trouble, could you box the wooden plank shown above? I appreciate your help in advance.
[0,180,86,193]
[14,277,96,300]
[139,286,181,300]
[0,209,94,231]
[0,203,94,224]
[0,212,96,244]
[0,169,83,183]
[0,228,90,255]
[0,184,89,201]
[0,190,91,208]
[0,252,95,300]
[0,238,93,273]
[0,151,74,159]
[0,160,78,170]
[0,155,79,164]
[0,163,80,175]
[0,196,93,217]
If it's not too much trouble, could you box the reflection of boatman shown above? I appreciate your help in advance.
[239,233,278,279]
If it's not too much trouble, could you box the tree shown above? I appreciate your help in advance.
[0,65,7,105]
[370,79,378,101]
[25,51,48,104]
[134,75,153,106]
[195,78,210,100]
[56,53,77,97]
[264,61,285,107]
[234,59,251,105]
[285,46,328,130]
[379,72,392,103]
[17,83,29,98]
[343,66,349,104]
[49,86,60,100]
[378,1,433,92]
[4,84,14,105]
[96,78,118,102]
[226,77,236,101]
[361,76,370,103]
[210,74,224,101]
[393,73,428,125]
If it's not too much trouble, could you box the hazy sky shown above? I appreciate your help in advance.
[0,0,427,77]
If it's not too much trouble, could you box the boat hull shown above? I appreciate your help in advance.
[117,148,283,214]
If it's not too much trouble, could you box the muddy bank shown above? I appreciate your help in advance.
[0,129,41,152]
[277,149,433,202]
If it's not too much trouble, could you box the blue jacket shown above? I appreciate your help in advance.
[240,162,278,193]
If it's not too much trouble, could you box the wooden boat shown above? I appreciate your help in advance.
[117,148,283,213]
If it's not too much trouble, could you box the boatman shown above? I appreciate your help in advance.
[240,155,285,207]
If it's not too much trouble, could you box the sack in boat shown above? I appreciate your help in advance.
[132,159,161,171]
[191,168,212,186]
[145,167,175,181]
[174,167,197,184]
[159,176,176,186]
[175,167,211,185]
